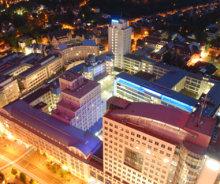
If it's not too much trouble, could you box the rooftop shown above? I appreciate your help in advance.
[155,70,188,89]
[19,54,60,78]
[50,29,71,39]
[82,39,96,46]
[105,97,216,153]
[60,71,82,82]
[19,64,42,78]
[4,100,101,157]
[116,72,197,112]
[62,79,99,99]
[23,85,51,103]
[116,67,220,116]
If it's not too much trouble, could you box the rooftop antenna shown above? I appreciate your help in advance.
[196,93,209,127]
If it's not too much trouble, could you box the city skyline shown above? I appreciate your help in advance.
[0,0,220,184]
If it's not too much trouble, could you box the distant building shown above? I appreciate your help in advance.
[58,41,99,68]
[83,54,113,80]
[52,71,103,131]
[18,36,36,50]
[49,30,73,47]
[108,19,132,69]
[24,44,49,55]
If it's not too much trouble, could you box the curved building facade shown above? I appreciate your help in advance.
[103,97,216,184]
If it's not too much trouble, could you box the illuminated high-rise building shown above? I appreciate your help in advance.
[108,19,132,69]
[103,96,216,184]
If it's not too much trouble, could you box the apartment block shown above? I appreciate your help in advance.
[52,71,103,131]
[19,54,64,92]
[60,42,99,63]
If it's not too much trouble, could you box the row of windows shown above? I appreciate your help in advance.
[104,123,173,152]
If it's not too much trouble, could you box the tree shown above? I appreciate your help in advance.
[11,168,18,176]
[0,172,5,183]
[29,179,35,184]
[19,172,26,183]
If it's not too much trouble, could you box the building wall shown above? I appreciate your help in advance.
[89,165,104,184]
[108,20,132,69]
[47,57,64,77]
[173,146,205,184]
[20,67,48,91]
[0,114,91,181]
[123,57,141,74]
[123,56,169,79]
[0,79,20,108]
[172,77,186,92]
[83,62,107,80]
[62,46,99,63]
[29,90,58,113]
[114,78,160,104]
[103,116,176,184]
[20,57,64,92]
[69,85,103,131]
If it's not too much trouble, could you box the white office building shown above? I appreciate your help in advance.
[108,19,132,69]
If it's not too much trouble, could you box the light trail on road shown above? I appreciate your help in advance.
[0,154,48,184]
[0,146,34,170]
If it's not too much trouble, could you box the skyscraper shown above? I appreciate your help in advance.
[108,19,132,69]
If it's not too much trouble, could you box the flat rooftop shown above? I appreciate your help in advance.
[62,79,100,99]
[4,100,101,157]
[60,71,82,82]
[121,53,220,116]
[105,97,216,153]
[116,72,197,112]
[19,64,43,78]
[23,85,51,103]
[116,71,220,116]
[155,69,188,89]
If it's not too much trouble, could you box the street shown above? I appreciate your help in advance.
[0,137,85,184]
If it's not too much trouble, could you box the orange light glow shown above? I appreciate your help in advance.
[39,37,49,45]
[187,46,209,67]
[79,0,89,7]
[128,18,141,24]
[131,29,149,51]
[187,53,201,67]
[61,23,75,30]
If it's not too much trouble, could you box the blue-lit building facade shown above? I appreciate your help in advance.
[114,73,196,113]
[115,54,220,116]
